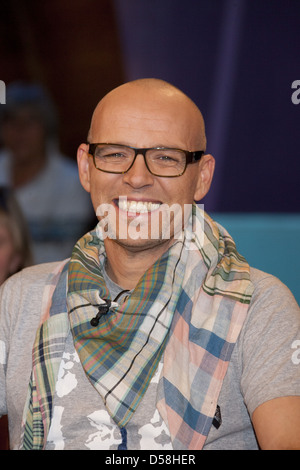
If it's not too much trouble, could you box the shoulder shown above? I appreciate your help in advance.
[0,260,69,334]
[242,267,300,342]
[236,267,300,419]
[248,267,299,322]
[239,265,299,374]
[0,260,68,306]
[238,266,299,381]
[234,267,300,367]
[3,260,67,285]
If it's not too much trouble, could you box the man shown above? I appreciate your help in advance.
[0,79,299,450]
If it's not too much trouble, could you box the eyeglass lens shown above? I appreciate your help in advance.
[93,144,187,176]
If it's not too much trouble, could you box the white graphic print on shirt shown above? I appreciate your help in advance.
[45,333,172,450]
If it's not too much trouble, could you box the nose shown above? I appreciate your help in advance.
[122,153,154,188]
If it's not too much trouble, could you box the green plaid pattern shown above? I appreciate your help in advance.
[67,228,186,427]
[20,204,253,449]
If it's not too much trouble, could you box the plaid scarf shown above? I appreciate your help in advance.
[20,205,253,449]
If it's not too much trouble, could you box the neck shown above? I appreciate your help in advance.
[104,238,173,290]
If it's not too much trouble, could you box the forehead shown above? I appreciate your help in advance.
[90,87,203,149]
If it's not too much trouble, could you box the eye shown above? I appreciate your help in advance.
[157,154,175,161]
[95,148,130,160]
[151,150,183,165]
[104,152,126,158]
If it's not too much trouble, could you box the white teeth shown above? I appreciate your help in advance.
[118,199,161,213]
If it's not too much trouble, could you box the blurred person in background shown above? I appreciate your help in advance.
[0,185,32,285]
[0,82,95,264]
[0,185,33,450]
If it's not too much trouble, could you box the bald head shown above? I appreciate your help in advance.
[87,79,207,151]
[78,78,215,254]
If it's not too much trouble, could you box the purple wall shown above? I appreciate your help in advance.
[113,0,300,212]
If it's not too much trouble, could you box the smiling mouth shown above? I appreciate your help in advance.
[114,198,162,214]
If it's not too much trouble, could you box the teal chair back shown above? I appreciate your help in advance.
[212,213,300,305]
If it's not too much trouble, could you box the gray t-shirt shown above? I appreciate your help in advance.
[0,262,299,450]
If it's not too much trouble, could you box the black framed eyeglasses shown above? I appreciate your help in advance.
[88,143,204,177]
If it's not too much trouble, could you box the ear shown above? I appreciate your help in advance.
[193,154,215,201]
[77,143,91,193]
